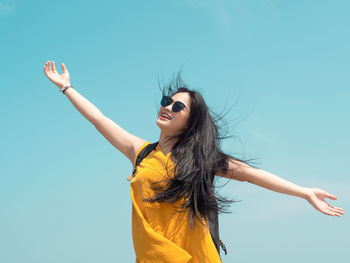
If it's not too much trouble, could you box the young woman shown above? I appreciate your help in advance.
[43,61,344,263]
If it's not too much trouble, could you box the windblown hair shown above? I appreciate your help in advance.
[143,69,259,228]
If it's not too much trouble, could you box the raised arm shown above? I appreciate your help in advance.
[43,60,146,165]
[217,158,344,217]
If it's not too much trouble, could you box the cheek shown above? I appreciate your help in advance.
[177,114,190,128]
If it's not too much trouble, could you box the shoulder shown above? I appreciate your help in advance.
[131,140,151,165]
[133,141,161,165]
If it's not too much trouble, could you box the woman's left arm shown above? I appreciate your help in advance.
[217,159,344,217]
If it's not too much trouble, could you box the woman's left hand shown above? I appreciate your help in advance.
[305,188,344,217]
[43,61,71,90]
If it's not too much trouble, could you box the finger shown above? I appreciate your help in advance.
[321,207,336,216]
[328,204,344,212]
[331,210,342,217]
[328,206,344,214]
[45,61,50,73]
[49,60,52,72]
[52,61,57,73]
[325,207,342,217]
[325,192,337,200]
[61,62,67,73]
[329,205,344,212]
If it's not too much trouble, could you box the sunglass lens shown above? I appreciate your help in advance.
[161,96,172,107]
[173,102,185,112]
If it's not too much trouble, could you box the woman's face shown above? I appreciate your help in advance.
[156,92,191,136]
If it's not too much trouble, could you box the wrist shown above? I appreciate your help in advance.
[301,187,312,200]
[59,82,71,90]
[59,83,73,94]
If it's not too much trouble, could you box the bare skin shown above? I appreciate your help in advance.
[43,60,345,218]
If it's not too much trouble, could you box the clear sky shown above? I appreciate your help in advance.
[1,0,349,262]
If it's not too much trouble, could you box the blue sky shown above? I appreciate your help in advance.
[1,0,349,262]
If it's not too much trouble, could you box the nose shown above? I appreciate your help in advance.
[164,103,174,112]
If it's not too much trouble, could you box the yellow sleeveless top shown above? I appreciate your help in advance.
[129,141,222,263]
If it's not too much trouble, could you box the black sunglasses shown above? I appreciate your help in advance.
[161,96,188,113]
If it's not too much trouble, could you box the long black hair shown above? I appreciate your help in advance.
[143,69,259,228]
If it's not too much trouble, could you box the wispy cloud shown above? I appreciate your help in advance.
[0,2,13,14]
[249,129,277,145]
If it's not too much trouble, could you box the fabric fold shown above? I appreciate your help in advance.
[131,186,192,263]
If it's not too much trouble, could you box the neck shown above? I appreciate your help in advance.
[158,131,178,156]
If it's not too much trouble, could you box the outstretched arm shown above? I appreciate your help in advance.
[217,159,344,217]
[43,60,147,165]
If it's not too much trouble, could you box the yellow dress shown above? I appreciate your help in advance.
[129,141,222,263]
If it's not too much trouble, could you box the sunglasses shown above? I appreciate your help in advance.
[161,95,188,112]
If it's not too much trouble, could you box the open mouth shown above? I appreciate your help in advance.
[160,112,172,120]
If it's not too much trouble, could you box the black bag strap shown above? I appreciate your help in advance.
[131,141,159,177]
[131,141,227,257]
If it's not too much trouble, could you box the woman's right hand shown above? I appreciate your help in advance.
[43,61,71,89]
[305,188,344,217]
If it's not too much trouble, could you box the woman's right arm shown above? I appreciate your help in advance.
[43,60,146,164]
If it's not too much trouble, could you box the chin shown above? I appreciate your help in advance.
[156,119,172,134]
[156,118,166,130]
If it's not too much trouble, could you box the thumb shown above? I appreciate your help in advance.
[61,63,68,73]
[326,192,337,200]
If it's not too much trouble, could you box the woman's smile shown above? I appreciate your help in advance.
[159,111,172,120]
[159,115,170,121]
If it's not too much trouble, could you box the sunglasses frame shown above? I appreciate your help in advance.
[161,95,189,113]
